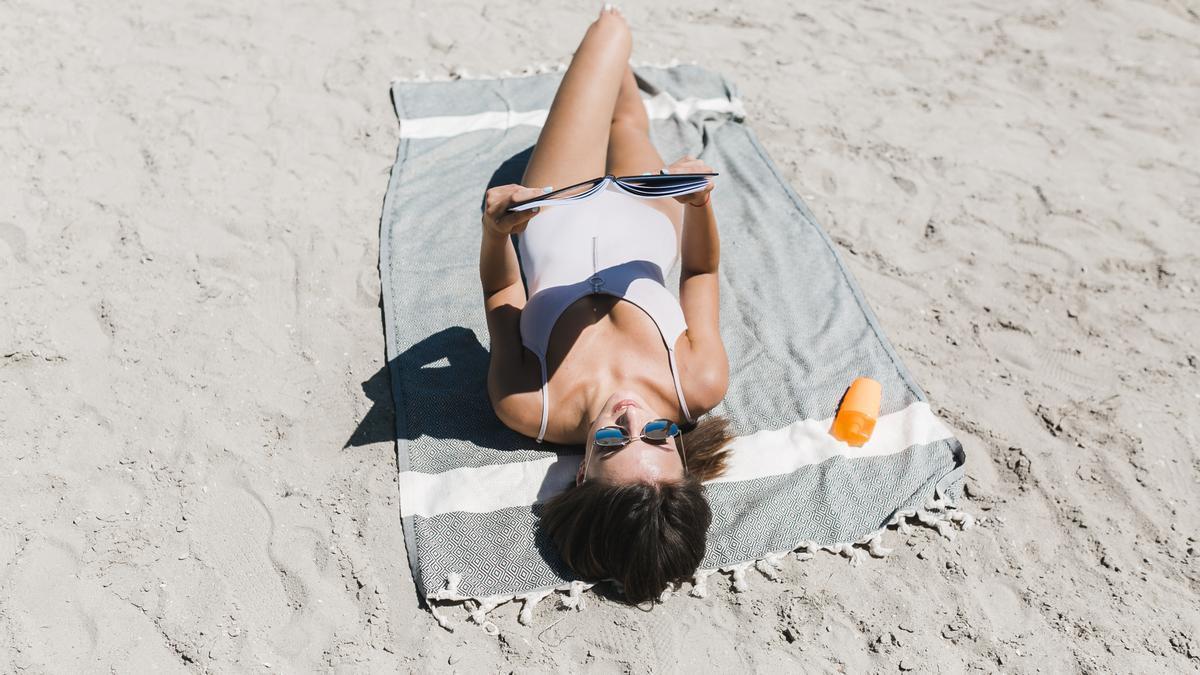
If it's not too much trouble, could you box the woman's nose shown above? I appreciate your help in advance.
[621,407,642,432]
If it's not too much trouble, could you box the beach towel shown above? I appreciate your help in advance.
[380,61,970,630]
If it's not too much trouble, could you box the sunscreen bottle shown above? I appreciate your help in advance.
[830,377,882,446]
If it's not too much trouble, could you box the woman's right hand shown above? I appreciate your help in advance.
[663,155,716,207]
[482,184,550,236]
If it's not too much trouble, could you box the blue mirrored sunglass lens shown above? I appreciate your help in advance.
[594,427,628,446]
[642,419,674,440]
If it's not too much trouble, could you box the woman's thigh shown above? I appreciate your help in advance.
[521,13,630,190]
[605,122,685,231]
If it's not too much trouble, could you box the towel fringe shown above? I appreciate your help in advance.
[394,57,696,84]
[425,575,593,632]
[560,580,590,610]
[794,541,817,561]
[424,503,977,631]
[467,595,506,630]
[867,533,894,558]
[721,561,755,592]
[428,600,454,632]
[517,589,554,626]
[689,568,715,598]
[755,552,788,581]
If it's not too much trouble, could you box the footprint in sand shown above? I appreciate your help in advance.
[0,222,27,263]
[1009,233,1080,272]
[633,602,686,671]
[970,578,1044,642]
[356,264,379,309]
[892,174,918,195]
[822,170,838,195]
[0,528,23,572]
[6,536,98,666]
[188,474,297,643]
[978,326,1110,393]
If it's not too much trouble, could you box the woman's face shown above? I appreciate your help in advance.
[577,391,685,485]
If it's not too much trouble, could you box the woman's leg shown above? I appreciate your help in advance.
[521,7,631,190]
[605,65,685,229]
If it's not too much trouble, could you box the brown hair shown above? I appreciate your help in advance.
[677,414,734,482]
[539,415,735,604]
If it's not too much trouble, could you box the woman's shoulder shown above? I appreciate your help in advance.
[491,387,592,446]
[490,387,543,439]
[675,340,730,417]
[487,350,545,432]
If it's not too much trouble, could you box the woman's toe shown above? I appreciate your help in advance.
[599,2,625,21]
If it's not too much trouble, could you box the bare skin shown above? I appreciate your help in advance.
[479,7,728,483]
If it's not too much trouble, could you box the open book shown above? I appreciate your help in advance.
[507,172,717,212]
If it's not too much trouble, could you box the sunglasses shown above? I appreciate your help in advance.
[580,418,687,482]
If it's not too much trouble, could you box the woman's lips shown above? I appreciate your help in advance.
[612,399,639,414]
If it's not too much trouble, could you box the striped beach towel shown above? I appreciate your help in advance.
[380,61,970,629]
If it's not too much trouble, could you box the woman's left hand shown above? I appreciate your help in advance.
[662,155,715,207]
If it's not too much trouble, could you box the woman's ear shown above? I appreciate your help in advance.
[576,442,588,485]
[577,417,599,486]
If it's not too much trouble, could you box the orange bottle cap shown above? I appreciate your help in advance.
[841,377,882,418]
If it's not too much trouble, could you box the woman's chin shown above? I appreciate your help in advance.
[602,390,648,412]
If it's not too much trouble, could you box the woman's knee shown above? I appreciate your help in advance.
[583,10,632,57]
[610,114,649,135]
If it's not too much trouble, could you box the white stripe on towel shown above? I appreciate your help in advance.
[398,401,955,518]
[707,401,955,484]
[399,92,746,140]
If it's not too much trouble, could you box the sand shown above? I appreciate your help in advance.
[1,0,1197,671]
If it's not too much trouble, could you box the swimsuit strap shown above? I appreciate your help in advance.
[535,356,549,443]
[667,347,695,424]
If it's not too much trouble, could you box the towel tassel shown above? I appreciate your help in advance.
[429,601,455,632]
[794,541,816,561]
[689,569,715,598]
[467,595,504,626]
[517,589,554,626]
[755,552,787,581]
[867,534,894,558]
[724,561,754,592]
[560,580,587,610]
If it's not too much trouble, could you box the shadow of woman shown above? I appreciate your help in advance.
[346,325,555,452]
[349,149,539,452]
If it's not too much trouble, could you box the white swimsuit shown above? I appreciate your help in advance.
[516,183,695,443]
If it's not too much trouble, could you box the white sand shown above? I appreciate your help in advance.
[2,0,1198,671]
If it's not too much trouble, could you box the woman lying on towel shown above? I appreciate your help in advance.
[478,5,732,604]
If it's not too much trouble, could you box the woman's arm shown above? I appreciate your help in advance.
[480,185,543,405]
[669,157,729,410]
[480,227,523,300]
[678,198,729,405]
[680,196,719,276]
